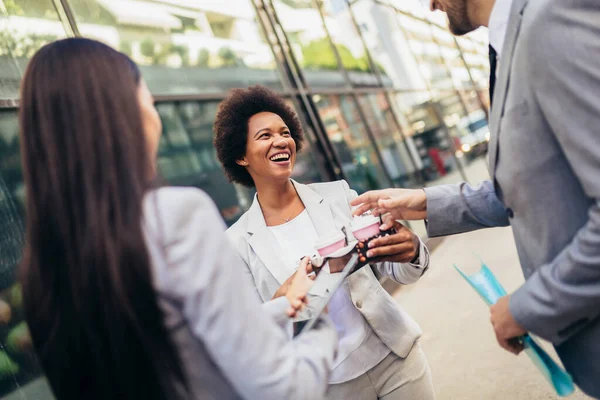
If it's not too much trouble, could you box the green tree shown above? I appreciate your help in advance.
[6,0,56,18]
[119,40,133,57]
[140,39,155,59]
[153,43,173,65]
[217,47,240,67]
[301,38,382,74]
[0,31,18,56]
[0,31,57,58]
[301,38,338,71]
[172,44,190,66]
[336,45,369,72]
[21,34,56,58]
[196,48,210,67]
[3,0,24,15]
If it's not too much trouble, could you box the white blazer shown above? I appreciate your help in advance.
[226,180,428,358]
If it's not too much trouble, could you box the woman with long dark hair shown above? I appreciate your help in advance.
[19,38,337,400]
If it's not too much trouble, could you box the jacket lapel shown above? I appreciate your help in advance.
[246,197,291,285]
[246,181,341,285]
[292,180,339,238]
[488,0,529,177]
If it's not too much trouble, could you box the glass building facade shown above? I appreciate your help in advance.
[0,0,490,397]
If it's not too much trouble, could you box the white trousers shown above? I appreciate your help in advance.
[325,343,435,400]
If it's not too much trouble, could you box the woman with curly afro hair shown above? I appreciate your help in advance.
[214,85,435,400]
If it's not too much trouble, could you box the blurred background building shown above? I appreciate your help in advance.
[0,0,491,397]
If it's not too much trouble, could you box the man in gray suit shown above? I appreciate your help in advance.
[351,0,600,397]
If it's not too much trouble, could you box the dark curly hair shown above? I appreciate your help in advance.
[213,85,304,187]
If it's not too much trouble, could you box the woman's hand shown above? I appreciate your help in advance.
[366,215,420,264]
[271,257,315,318]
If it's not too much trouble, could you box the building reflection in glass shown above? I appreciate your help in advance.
[0,0,68,99]
[313,94,388,194]
[69,0,283,94]
[0,111,49,399]
[272,0,347,88]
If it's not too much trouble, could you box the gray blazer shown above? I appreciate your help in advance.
[424,0,600,396]
[142,187,338,400]
[226,180,428,359]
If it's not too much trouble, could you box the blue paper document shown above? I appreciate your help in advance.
[454,262,575,397]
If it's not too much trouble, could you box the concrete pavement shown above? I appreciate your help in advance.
[391,227,592,400]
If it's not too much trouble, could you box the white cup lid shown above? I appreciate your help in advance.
[351,215,381,231]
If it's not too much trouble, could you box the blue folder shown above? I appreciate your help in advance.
[454,261,575,397]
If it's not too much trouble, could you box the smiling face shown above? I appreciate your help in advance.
[238,111,297,186]
[430,0,477,35]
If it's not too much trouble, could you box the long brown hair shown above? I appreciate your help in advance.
[19,38,186,399]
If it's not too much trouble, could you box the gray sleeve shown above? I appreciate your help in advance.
[509,1,600,344]
[342,180,428,284]
[424,181,510,237]
[262,297,293,330]
[227,243,292,329]
[155,189,337,399]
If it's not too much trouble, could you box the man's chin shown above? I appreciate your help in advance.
[448,23,475,36]
[448,18,476,36]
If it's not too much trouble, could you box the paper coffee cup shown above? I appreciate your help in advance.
[351,215,381,241]
[314,231,346,257]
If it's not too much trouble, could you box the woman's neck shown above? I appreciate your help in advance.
[255,178,298,211]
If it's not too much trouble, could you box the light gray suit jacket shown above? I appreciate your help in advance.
[424,0,600,395]
[142,187,338,400]
[226,180,428,359]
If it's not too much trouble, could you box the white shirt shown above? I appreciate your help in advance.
[268,210,390,384]
[488,0,514,58]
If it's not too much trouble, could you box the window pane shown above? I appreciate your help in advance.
[273,0,346,88]
[429,24,472,90]
[347,1,429,92]
[0,111,54,399]
[393,91,449,183]
[427,23,488,123]
[455,33,490,107]
[313,94,389,193]
[0,0,69,99]
[292,134,327,184]
[389,0,427,19]
[357,94,420,188]
[395,90,470,185]
[397,14,455,91]
[320,1,386,87]
[69,0,284,95]
[176,101,250,224]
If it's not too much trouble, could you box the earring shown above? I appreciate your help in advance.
[240,161,248,166]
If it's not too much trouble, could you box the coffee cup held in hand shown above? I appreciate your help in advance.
[311,231,359,274]
[351,215,382,241]
[350,215,396,265]
[314,231,346,257]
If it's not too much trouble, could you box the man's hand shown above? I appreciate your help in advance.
[350,188,428,221]
[490,295,527,355]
